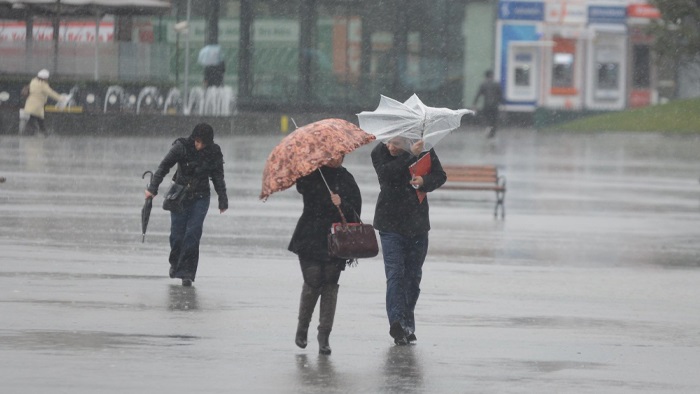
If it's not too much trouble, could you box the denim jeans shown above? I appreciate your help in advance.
[379,231,429,335]
[169,196,210,280]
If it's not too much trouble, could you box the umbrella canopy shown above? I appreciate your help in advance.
[357,94,474,153]
[141,170,153,243]
[260,118,375,201]
[198,45,223,66]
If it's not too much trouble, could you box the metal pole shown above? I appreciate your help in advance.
[53,0,61,74]
[25,16,33,71]
[94,11,100,81]
[184,0,192,108]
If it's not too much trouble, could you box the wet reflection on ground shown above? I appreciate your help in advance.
[382,346,423,392]
[168,285,199,311]
[295,354,340,391]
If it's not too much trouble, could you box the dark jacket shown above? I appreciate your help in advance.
[288,166,362,261]
[371,143,446,237]
[148,137,228,210]
[473,79,503,109]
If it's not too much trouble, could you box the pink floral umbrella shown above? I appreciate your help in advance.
[260,118,375,200]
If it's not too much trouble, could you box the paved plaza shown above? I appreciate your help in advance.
[1,128,699,393]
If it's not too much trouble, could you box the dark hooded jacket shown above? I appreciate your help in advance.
[371,143,446,237]
[288,166,362,261]
[148,137,228,210]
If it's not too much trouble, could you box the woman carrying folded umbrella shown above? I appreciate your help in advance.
[288,155,362,355]
[145,123,228,287]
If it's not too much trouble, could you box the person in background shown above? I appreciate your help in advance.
[289,156,362,355]
[23,69,65,136]
[145,123,228,287]
[472,70,503,138]
[371,136,446,345]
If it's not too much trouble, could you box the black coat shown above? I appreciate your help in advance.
[371,143,446,237]
[288,166,362,261]
[148,137,228,210]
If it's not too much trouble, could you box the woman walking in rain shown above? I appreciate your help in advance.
[23,69,65,136]
[145,123,228,287]
[371,136,446,345]
[289,155,362,355]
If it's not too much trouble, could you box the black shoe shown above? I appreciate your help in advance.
[390,321,408,345]
[182,278,193,287]
[389,321,406,339]
[407,333,417,343]
[169,267,175,278]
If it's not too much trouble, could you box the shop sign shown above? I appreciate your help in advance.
[588,6,627,24]
[627,4,660,19]
[499,1,545,21]
[546,2,587,25]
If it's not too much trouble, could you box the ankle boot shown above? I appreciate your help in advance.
[317,284,339,355]
[295,283,320,349]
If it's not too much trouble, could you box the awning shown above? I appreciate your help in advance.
[0,0,171,18]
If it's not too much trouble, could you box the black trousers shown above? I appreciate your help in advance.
[299,256,345,289]
[25,115,46,135]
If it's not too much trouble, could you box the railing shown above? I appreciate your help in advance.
[0,41,170,82]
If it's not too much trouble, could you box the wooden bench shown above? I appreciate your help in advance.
[441,165,506,219]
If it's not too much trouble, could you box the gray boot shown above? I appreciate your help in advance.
[317,284,339,355]
[295,283,320,349]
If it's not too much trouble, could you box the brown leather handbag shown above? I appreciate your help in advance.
[328,212,379,259]
[318,169,378,260]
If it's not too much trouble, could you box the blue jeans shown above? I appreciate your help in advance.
[169,196,210,280]
[379,231,429,335]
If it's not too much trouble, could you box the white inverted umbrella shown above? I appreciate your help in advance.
[357,94,474,153]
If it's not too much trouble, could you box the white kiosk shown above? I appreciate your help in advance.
[585,4,628,110]
[496,0,545,112]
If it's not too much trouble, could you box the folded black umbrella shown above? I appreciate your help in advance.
[141,170,154,243]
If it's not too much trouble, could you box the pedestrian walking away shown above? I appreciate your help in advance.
[144,123,228,287]
[472,70,503,138]
[288,156,363,355]
[371,136,446,345]
[22,69,66,136]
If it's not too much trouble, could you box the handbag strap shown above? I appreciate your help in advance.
[318,168,359,226]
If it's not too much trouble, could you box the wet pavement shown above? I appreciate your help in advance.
[1,128,699,393]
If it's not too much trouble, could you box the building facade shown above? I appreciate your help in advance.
[0,0,676,116]
[495,0,663,113]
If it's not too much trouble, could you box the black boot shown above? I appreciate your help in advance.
[295,283,320,349]
[317,284,339,355]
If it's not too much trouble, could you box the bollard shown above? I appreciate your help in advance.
[280,115,289,133]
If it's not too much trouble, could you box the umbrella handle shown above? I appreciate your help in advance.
[318,168,348,226]
[142,170,154,187]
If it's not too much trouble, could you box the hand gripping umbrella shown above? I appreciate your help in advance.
[141,170,154,243]
[260,118,375,200]
[357,94,474,153]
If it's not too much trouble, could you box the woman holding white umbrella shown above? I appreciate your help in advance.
[360,94,470,345]
[370,136,446,345]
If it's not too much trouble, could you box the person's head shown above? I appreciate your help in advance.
[484,70,494,80]
[326,155,344,168]
[190,123,214,151]
[37,69,50,81]
[385,136,409,156]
